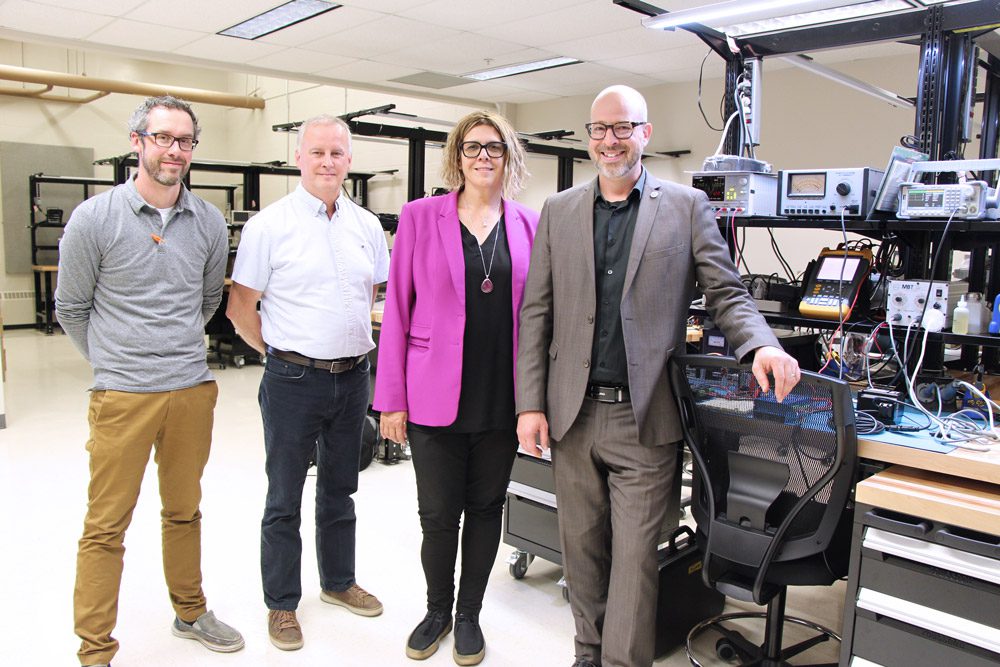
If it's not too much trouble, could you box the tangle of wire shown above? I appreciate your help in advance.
[882,209,1000,450]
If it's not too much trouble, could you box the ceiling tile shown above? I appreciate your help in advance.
[254,5,385,47]
[28,0,146,16]
[302,15,458,59]
[479,0,642,48]
[596,46,727,77]
[125,0,282,32]
[247,47,353,74]
[551,23,702,61]
[393,0,580,32]
[313,58,421,82]
[84,18,203,52]
[493,61,624,89]
[338,0,436,14]
[379,32,528,76]
[178,33,285,63]
[0,0,113,39]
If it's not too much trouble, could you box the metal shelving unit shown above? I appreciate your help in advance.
[618,0,1000,371]
[29,174,114,334]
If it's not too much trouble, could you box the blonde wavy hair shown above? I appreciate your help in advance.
[441,110,529,199]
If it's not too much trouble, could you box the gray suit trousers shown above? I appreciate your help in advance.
[552,397,678,667]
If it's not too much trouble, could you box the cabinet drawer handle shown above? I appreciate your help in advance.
[936,526,1000,559]
[864,508,931,537]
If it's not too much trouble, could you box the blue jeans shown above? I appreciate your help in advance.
[259,355,370,611]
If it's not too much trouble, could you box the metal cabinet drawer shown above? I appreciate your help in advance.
[503,493,561,564]
[510,453,555,494]
[852,608,1000,667]
[858,546,1000,628]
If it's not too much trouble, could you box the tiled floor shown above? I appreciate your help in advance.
[0,329,845,666]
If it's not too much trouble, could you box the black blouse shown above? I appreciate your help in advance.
[445,216,515,433]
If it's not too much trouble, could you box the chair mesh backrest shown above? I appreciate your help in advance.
[671,355,856,563]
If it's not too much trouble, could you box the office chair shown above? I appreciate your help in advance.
[669,355,857,667]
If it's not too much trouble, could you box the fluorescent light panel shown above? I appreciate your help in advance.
[642,0,862,30]
[640,0,930,34]
[720,0,916,36]
[219,0,341,40]
[462,57,581,81]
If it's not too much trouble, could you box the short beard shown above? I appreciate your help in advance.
[590,144,639,180]
[141,148,187,186]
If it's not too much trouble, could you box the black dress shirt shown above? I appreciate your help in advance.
[590,170,646,386]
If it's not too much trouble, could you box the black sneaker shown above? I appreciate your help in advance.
[406,610,452,660]
[453,613,485,666]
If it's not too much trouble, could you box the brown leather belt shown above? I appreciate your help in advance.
[267,347,365,373]
[586,384,630,403]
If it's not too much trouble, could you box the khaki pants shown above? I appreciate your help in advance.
[74,382,217,666]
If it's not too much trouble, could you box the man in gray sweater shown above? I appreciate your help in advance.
[56,95,244,667]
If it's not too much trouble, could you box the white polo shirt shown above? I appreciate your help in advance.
[232,183,390,360]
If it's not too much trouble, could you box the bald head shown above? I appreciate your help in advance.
[591,85,648,121]
[588,84,651,185]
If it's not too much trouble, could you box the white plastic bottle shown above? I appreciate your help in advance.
[967,293,986,334]
[953,296,970,335]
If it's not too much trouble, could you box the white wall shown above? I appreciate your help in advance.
[0,39,947,325]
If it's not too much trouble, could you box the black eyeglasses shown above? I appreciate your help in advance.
[137,131,199,151]
[461,141,507,158]
[584,121,647,140]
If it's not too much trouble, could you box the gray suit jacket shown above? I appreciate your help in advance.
[516,172,779,445]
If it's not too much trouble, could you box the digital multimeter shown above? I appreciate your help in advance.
[799,247,873,320]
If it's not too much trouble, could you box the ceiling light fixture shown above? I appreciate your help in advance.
[642,0,879,31]
[462,57,581,81]
[781,53,916,108]
[219,0,341,40]
[718,0,916,37]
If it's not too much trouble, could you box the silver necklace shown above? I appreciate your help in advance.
[476,222,500,294]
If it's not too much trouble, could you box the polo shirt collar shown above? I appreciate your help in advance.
[123,174,193,214]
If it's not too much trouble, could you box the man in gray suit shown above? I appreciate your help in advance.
[516,85,800,667]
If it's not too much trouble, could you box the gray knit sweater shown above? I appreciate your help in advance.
[55,177,228,392]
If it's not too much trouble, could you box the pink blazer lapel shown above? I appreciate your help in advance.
[504,200,530,299]
[438,190,466,306]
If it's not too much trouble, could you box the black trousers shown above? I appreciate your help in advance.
[407,425,517,615]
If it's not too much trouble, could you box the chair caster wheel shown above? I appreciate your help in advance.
[716,637,738,662]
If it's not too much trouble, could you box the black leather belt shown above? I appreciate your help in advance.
[586,384,630,403]
[267,347,365,373]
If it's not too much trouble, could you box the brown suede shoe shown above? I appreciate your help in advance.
[267,609,304,651]
[320,583,384,617]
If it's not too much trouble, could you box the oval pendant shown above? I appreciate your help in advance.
[481,278,494,294]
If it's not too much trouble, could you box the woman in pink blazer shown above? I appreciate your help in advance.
[373,110,538,665]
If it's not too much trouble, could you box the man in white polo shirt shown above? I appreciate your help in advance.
[227,114,390,651]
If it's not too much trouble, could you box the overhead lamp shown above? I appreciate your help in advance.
[219,0,341,40]
[781,53,916,108]
[641,0,937,34]
[718,0,917,37]
[462,57,581,81]
[642,0,861,30]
